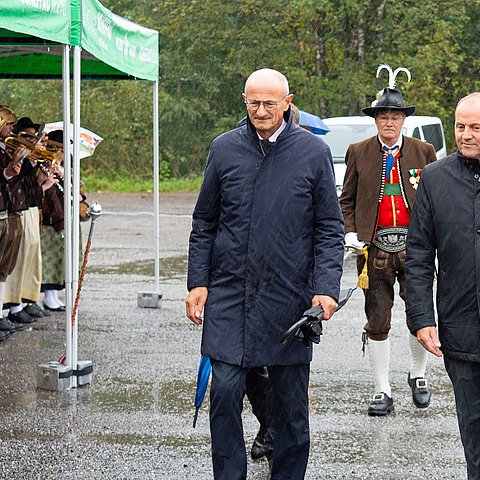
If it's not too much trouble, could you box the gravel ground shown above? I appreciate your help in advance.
[0,192,467,479]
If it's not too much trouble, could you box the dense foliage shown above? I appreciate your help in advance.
[2,0,480,188]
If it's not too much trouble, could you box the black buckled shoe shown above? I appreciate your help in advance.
[368,392,394,416]
[408,374,431,408]
[251,425,273,461]
[8,310,36,324]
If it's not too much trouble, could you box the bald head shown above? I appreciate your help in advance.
[244,69,289,96]
[455,92,480,160]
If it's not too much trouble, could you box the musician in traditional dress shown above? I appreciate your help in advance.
[3,117,56,322]
[339,66,437,415]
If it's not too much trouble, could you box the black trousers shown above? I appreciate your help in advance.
[210,360,310,480]
[444,357,480,480]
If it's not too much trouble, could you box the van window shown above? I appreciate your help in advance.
[412,127,421,139]
[323,124,379,163]
[422,124,444,152]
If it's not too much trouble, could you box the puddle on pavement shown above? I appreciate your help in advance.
[86,432,157,446]
[92,377,193,414]
[89,255,187,279]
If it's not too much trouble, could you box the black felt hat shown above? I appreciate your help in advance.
[363,88,416,118]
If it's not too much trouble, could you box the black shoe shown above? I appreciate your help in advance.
[43,303,66,312]
[0,329,10,341]
[24,303,48,318]
[408,373,431,408]
[8,310,36,324]
[0,317,23,332]
[251,425,273,461]
[368,392,394,416]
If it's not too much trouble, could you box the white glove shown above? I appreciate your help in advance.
[345,232,365,251]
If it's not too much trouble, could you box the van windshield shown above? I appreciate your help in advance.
[323,124,380,163]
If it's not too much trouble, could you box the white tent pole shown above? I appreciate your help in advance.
[71,45,82,387]
[153,80,160,293]
[62,44,73,375]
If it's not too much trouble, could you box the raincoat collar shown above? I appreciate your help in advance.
[457,150,480,173]
[256,120,287,142]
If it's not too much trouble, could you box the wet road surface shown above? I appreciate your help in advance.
[0,192,466,479]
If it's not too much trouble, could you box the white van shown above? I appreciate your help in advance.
[321,115,447,196]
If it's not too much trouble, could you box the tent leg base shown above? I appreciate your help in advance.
[137,291,162,309]
[37,360,93,391]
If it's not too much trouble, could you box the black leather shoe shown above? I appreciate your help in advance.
[43,303,66,312]
[368,392,394,416]
[251,425,273,460]
[0,317,23,332]
[0,329,9,341]
[408,374,431,408]
[24,303,48,318]
[8,310,36,324]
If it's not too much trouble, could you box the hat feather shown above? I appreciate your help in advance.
[376,63,411,89]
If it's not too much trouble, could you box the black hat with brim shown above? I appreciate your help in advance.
[362,88,416,117]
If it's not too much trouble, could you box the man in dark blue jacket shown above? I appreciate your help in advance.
[186,68,344,479]
[406,92,480,479]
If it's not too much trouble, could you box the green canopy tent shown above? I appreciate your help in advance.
[0,0,160,388]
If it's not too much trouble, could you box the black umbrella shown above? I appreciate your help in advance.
[280,288,356,346]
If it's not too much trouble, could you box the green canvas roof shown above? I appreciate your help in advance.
[0,0,159,81]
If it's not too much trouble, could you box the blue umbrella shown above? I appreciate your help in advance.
[193,355,211,428]
[298,110,330,135]
[236,109,330,135]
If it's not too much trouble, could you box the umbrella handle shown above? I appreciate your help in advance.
[279,316,310,345]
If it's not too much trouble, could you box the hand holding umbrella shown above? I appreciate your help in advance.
[280,288,356,346]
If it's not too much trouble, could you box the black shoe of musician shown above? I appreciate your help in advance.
[0,329,10,341]
[0,317,23,332]
[408,374,431,408]
[24,303,49,318]
[8,310,36,324]
[367,392,394,416]
[251,425,273,460]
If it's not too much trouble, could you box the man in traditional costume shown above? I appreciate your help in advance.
[340,65,437,416]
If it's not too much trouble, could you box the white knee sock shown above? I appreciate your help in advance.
[409,333,428,378]
[367,338,391,397]
[10,304,22,314]
[44,290,61,309]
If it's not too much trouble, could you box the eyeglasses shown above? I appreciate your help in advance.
[376,114,406,124]
[244,95,288,111]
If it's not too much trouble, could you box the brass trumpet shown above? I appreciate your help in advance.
[4,132,63,165]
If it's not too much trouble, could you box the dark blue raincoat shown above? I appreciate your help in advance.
[187,112,344,367]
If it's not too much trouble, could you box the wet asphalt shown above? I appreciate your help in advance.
[0,192,467,480]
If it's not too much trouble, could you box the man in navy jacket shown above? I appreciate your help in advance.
[406,92,480,479]
[186,68,344,479]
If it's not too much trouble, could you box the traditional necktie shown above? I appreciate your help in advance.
[383,145,399,183]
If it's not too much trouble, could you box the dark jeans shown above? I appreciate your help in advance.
[210,360,310,480]
[444,357,480,480]
[357,246,410,340]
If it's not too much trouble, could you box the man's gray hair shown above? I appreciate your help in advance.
[244,69,289,96]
